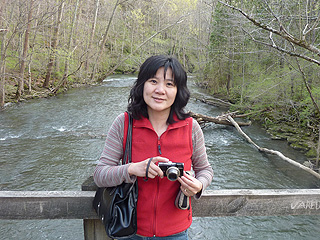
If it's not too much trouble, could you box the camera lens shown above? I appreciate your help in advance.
[166,167,180,181]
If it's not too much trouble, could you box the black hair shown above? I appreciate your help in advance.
[127,55,190,124]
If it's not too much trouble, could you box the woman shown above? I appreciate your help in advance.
[94,55,213,239]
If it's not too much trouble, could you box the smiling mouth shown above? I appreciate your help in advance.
[153,97,165,102]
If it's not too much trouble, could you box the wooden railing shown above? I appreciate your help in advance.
[1,177,320,240]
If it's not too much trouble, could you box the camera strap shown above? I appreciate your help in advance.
[143,157,153,182]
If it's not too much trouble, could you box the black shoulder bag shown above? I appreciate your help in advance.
[93,113,138,239]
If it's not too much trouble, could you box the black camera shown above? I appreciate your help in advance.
[158,161,184,181]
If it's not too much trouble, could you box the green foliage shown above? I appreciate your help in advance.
[131,8,145,24]
[169,0,197,13]
[209,7,228,51]
[203,0,320,137]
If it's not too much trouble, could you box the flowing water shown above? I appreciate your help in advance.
[0,75,320,239]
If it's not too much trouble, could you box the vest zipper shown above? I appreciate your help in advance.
[154,136,161,235]
[153,178,159,236]
[157,137,162,155]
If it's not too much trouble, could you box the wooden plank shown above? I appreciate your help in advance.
[1,189,320,219]
[0,191,97,220]
[192,189,320,217]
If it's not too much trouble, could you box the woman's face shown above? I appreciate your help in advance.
[143,67,177,116]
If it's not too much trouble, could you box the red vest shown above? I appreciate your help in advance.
[124,113,193,237]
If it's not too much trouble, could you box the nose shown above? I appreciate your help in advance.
[155,82,165,94]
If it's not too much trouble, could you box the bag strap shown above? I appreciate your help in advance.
[122,112,133,165]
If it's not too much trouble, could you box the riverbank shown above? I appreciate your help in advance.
[229,102,320,171]
[2,81,92,108]
[253,111,319,169]
[200,91,319,171]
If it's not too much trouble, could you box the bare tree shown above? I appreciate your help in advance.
[26,1,41,93]
[84,0,99,76]
[0,0,8,108]
[16,0,34,100]
[219,1,320,66]
[90,0,120,82]
[43,2,64,88]
[53,0,79,92]
[0,30,6,108]
[218,0,320,112]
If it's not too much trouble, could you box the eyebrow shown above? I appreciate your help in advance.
[150,76,174,82]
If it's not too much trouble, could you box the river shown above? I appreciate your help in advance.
[0,75,320,239]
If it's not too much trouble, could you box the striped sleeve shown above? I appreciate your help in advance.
[191,119,214,196]
[93,113,136,187]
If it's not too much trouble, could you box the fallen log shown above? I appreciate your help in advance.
[195,97,232,108]
[227,115,320,180]
[190,111,251,127]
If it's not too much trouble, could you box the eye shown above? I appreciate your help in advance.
[166,81,176,87]
[148,78,157,84]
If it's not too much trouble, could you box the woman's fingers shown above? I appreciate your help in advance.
[178,172,203,197]
[146,161,159,178]
[147,157,169,178]
[128,156,169,178]
[152,156,169,164]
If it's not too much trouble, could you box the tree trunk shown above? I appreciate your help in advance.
[0,0,8,108]
[26,1,40,93]
[62,0,79,86]
[190,111,251,127]
[316,125,320,168]
[16,0,34,101]
[90,0,120,82]
[52,0,79,93]
[227,115,320,180]
[0,31,6,108]
[43,2,64,88]
[84,0,99,75]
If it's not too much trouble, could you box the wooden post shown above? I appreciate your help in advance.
[83,219,111,240]
[82,176,112,240]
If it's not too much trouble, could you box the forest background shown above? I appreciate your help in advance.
[0,0,320,167]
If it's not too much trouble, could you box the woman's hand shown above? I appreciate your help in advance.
[128,156,169,179]
[178,172,203,197]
